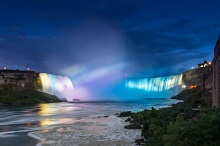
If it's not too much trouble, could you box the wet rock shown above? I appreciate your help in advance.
[60,98,68,102]
[124,123,142,129]
[103,115,109,118]
[135,138,145,145]
[125,117,132,122]
[72,98,80,102]
[118,111,132,117]
[130,119,138,123]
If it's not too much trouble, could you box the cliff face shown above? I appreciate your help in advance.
[0,70,38,90]
[182,36,220,108]
[0,70,62,105]
[182,67,210,87]
[212,36,220,107]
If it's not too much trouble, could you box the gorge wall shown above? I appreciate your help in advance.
[183,36,220,108]
[182,67,210,87]
[0,70,39,89]
[0,70,74,101]
[207,36,220,108]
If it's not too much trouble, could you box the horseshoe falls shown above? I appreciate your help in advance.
[39,73,74,101]
[125,74,184,92]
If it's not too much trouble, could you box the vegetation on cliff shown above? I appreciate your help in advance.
[171,86,206,107]
[0,85,61,105]
[121,87,220,146]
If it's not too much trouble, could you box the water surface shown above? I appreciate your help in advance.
[0,99,180,146]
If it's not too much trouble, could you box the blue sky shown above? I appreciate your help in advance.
[0,0,220,78]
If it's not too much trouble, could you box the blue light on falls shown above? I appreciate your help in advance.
[125,74,184,92]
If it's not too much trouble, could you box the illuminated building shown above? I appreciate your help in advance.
[198,59,211,68]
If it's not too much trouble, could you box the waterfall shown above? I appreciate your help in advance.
[39,73,74,99]
[126,74,183,92]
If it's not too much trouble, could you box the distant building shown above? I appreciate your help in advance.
[198,59,211,68]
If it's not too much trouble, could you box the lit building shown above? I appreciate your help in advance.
[198,59,211,68]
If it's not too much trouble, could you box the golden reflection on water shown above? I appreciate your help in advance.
[38,104,75,127]
[38,103,80,116]
[39,118,73,127]
[38,104,58,116]
[40,119,56,127]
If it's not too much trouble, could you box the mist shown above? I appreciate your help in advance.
[54,20,128,101]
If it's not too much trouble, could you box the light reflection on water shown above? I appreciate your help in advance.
[39,118,73,127]
[37,103,77,127]
[0,99,180,146]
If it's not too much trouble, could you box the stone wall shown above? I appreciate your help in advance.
[197,36,220,108]
[203,66,213,107]
[212,36,220,107]
[0,70,38,89]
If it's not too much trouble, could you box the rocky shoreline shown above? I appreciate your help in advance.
[118,87,220,146]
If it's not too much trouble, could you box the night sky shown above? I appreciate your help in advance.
[0,0,220,80]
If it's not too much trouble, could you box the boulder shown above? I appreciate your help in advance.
[124,123,142,129]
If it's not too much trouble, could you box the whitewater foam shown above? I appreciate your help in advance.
[28,115,141,146]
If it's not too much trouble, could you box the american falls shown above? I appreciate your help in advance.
[125,74,183,92]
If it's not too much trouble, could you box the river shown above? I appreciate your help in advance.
[0,99,180,146]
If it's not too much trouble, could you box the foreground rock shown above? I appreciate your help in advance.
[124,123,142,129]
[117,111,132,117]
[135,138,145,145]
[125,117,132,122]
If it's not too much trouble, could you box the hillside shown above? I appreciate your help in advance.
[0,85,61,105]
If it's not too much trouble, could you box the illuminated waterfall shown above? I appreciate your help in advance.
[126,74,183,92]
[39,73,74,97]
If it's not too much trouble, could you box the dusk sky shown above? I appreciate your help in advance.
[0,0,220,80]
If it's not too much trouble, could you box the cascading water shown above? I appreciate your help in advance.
[39,73,74,100]
[126,74,184,92]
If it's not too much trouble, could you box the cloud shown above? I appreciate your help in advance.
[0,0,220,78]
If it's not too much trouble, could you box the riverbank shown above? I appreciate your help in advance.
[121,87,220,146]
[0,85,61,105]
